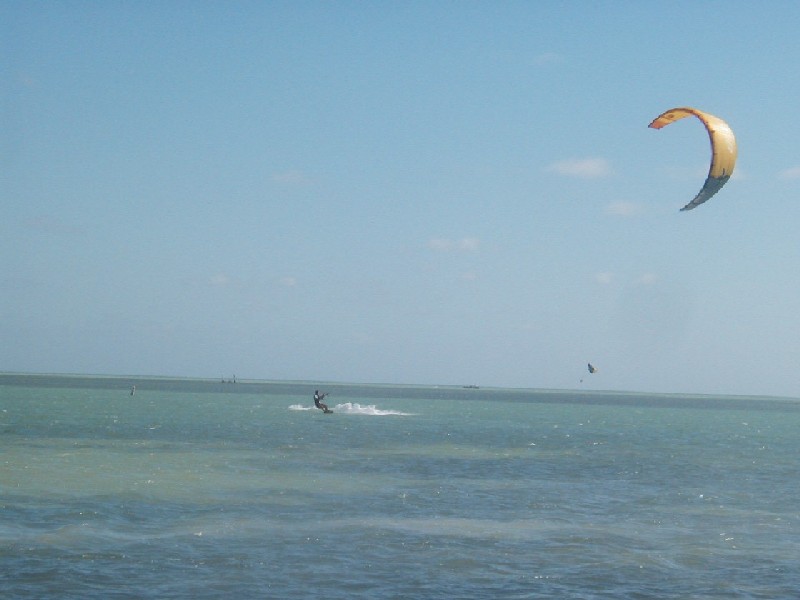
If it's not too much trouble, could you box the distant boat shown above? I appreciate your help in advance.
[462,385,480,389]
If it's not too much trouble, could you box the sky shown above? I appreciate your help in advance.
[4,2,800,398]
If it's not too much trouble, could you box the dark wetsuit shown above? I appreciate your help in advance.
[313,391,329,412]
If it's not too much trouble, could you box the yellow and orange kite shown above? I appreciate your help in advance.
[649,107,737,211]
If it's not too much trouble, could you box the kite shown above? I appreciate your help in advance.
[648,107,737,211]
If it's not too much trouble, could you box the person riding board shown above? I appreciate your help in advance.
[313,390,330,412]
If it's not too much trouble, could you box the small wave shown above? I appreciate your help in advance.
[288,403,413,415]
[333,402,413,416]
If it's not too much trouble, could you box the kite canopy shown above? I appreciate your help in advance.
[649,107,737,211]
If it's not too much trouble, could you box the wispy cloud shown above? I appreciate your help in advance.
[779,166,800,180]
[279,276,297,287]
[271,170,311,185]
[594,272,657,286]
[24,215,82,235]
[605,201,643,217]
[209,273,231,287]
[595,272,614,285]
[428,237,480,252]
[533,52,565,66]
[547,157,611,179]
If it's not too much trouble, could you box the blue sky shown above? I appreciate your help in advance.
[4,2,800,397]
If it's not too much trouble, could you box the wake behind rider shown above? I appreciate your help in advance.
[313,390,329,412]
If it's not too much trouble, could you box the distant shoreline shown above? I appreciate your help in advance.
[2,371,799,410]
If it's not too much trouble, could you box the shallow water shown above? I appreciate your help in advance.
[1,376,798,598]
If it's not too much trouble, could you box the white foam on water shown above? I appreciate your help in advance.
[333,402,414,416]
[287,403,413,415]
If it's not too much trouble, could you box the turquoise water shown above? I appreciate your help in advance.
[1,375,799,598]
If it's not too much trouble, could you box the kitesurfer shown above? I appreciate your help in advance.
[314,390,329,412]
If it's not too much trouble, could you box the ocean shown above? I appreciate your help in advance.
[1,374,798,599]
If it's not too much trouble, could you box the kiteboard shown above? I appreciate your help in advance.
[323,409,334,414]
